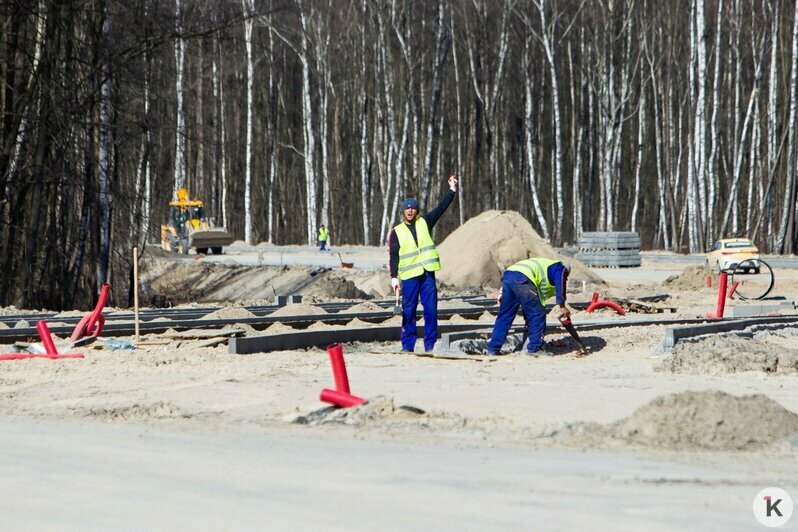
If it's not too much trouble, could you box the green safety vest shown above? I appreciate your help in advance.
[507,258,560,301]
[394,218,441,280]
[318,227,329,241]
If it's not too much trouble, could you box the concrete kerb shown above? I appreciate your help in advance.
[663,315,798,347]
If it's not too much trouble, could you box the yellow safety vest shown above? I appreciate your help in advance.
[318,227,329,241]
[394,218,441,280]
[507,258,560,301]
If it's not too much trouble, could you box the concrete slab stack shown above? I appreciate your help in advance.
[576,231,641,268]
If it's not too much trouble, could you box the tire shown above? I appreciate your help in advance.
[212,246,222,255]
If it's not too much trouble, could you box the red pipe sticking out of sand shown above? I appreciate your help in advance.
[320,388,366,407]
[327,343,351,394]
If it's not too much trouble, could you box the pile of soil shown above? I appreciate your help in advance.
[656,335,798,374]
[82,401,189,421]
[663,265,712,291]
[270,303,328,317]
[293,396,464,430]
[302,274,368,299]
[615,390,798,450]
[436,210,604,289]
[347,301,385,313]
[200,307,256,320]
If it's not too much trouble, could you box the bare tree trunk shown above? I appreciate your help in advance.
[765,0,782,247]
[173,0,187,196]
[97,2,112,287]
[241,0,254,243]
[777,0,798,253]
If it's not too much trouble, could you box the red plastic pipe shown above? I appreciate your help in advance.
[707,272,728,318]
[585,300,626,316]
[36,321,59,355]
[320,388,366,407]
[590,292,600,304]
[327,343,351,393]
[727,281,740,299]
[706,275,712,288]
[70,283,109,342]
[0,353,84,361]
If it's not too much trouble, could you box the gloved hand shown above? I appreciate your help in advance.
[559,305,571,319]
[448,174,459,192]
[391,277,400,294]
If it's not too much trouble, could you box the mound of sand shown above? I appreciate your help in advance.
[270,303,328,317]
[302,274,368,299]
[656,335,798,374]
[615,391,798,450]
[200,307,256,320]
[347,301,385,313]
[663,265,711,291]
[293,396,465,430]
[83,402,189,421]
[437,210,604,288]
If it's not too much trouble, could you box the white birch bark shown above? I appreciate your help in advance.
[765,0,781,246]
[524,35,549,240]
[451,5,465,227]
[707,0,723,241]
[299,8,318,245]
[173,0,187,196]
[535,0,564,236]
[241,0,255,243]
[359,0,371,244]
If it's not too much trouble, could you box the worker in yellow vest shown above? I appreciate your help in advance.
[318,224,329,251]
[487,258,571,355]
[388,174,459,352]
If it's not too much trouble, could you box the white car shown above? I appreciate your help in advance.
[706,238,761,273]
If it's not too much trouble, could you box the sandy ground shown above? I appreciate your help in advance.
[3,229,798,529]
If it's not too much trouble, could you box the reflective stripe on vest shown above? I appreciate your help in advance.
[507,258,559,301]
[394,218,441,280]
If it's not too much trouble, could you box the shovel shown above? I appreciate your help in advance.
[558,314,589,357]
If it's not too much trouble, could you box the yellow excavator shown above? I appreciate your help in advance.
[160,189,234,255]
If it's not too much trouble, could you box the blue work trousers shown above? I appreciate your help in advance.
[319,240,327,251]
[400,270,438,351]
[487,270,547,353]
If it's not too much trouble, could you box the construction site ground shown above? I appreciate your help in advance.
[2,215,798,529]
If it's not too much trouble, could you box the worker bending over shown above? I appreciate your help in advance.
[487,258,571,356]
[389,175,459,352]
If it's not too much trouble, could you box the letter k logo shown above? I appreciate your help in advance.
[765,496,783,517]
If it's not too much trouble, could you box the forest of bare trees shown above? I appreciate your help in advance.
[2,0,798,309]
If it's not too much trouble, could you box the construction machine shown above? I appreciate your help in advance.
[160,189,234,255]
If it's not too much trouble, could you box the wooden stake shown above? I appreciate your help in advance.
[133,247,140,341]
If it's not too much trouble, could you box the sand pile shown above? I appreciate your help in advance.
[293,396,464,430]
[270,303,327,317]
[302,274,368,299]
[81,402,189,421]
[656,335,798,374]
[615,391,798,450]
[201,307,256,320]
[437,210,604,288]
[347,301,385,313]
[663,265,711,291]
